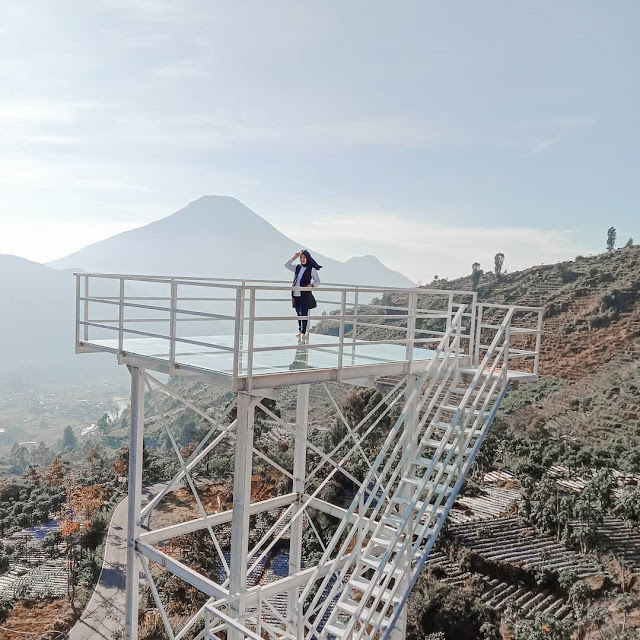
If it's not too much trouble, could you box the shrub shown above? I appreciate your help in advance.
[407,573,498,640]
[557,264,578,283]
[515,613,571,640]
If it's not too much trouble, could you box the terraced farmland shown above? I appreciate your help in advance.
[450,517,602,577]
[572,517,640,570]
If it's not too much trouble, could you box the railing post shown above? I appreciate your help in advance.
[232,286,243,382]
[455,303,463,357]
[534,309,543,377]
[351,289,359,351]
[337,290,346,373]
[169,279,177,376]
[446,292,453,333]
[504,309,512,375]
[405,291,417,366]
[468,292,478,363]
[474,303,483,366]
[246,289,256,392]
[75,275,81,351]
[118,277,125,357]
[83,275,89,341]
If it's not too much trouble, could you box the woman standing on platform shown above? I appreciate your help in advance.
[285,250,322,341]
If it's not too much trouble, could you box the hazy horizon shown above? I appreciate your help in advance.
[1,1,639,282]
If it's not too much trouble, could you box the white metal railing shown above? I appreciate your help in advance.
[75,273,487,386]
[303,305,519,640]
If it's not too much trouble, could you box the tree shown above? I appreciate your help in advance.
[613,487,640,529]
[31,441,53,467]
[60,517,82,603]
[623,237,634,248]
[62,425,77,452]
[97,412,111,434]
[471,262,483,291]
[607,226,617,252]
[112,446,129,478]
[69,484,104,528]
[45,455,69,487]
[494,253,505,282]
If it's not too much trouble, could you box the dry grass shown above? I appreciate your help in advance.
[0,597,75,639]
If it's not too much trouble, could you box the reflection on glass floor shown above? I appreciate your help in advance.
[90,333,439,377]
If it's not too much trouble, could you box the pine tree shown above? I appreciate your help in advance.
[606,226,617,252]
[494,253,505,282]
[471,262,483,291]
[61,425,77,451]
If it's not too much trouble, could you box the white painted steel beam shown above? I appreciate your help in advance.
[140,493,298,544]
[229,392,258,640]
[288,384,309,621]
[137,541,229,600]
[125,366,145,640]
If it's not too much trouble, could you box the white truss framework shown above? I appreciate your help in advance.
[73,276,543,640]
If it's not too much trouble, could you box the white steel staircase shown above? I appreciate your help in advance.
[299,306,518,640]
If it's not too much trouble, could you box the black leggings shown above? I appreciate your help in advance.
[293,297,309,334]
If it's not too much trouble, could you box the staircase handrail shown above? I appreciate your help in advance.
[310,307,515,638]
[362,310,515,638]
[299,306,466,619]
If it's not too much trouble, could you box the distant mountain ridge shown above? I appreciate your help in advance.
[0,254,116,386]
[48,196,414,287]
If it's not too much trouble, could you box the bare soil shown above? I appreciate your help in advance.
[0,597,75,640]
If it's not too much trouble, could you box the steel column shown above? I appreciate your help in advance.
[392,373,419,640]
[229,392,257,640]
[288,383,310,625]
[125,366,145,640]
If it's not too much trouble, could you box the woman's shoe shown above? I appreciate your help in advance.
[295,332,302,339]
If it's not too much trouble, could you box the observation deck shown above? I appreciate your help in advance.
[75,273,543,391]
[74,272,544,640]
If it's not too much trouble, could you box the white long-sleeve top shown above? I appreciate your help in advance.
[285,258,321,297]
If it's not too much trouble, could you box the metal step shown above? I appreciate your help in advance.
[431,421,475,435]
[359,554,408,577]
[420,438,473,455]
[336,599,391,627]
[349,577,403,604]
[439,404,490,417]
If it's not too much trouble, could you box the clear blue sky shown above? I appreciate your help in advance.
[0,1,638,281]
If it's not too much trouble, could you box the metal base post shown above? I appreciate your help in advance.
[229,392,257,640]
[289,384,310,625]
[125,366,145,640]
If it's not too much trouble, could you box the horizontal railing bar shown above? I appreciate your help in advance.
[78,296,238,302]
[79,322,174,343]
[85,318,231,324]
[481,302,544,312]
[344,321,458,337]
[81,297,236,320]
[249,337,438,353]
[75,272,477,295]
[173,307,236,320]
[480,322,540,332]
[80,321,238,353]
[251,312,453,323]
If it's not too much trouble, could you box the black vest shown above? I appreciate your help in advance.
[291,265,316,307]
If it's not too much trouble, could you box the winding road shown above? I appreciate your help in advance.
[69,485,162,640]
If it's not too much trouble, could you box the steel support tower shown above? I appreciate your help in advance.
[75,274,543,640]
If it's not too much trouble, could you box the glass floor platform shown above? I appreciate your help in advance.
[84,333,454,389]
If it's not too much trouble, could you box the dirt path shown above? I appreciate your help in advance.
[69,485,163,640]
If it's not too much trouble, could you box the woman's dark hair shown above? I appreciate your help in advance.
[300,250,322,270]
